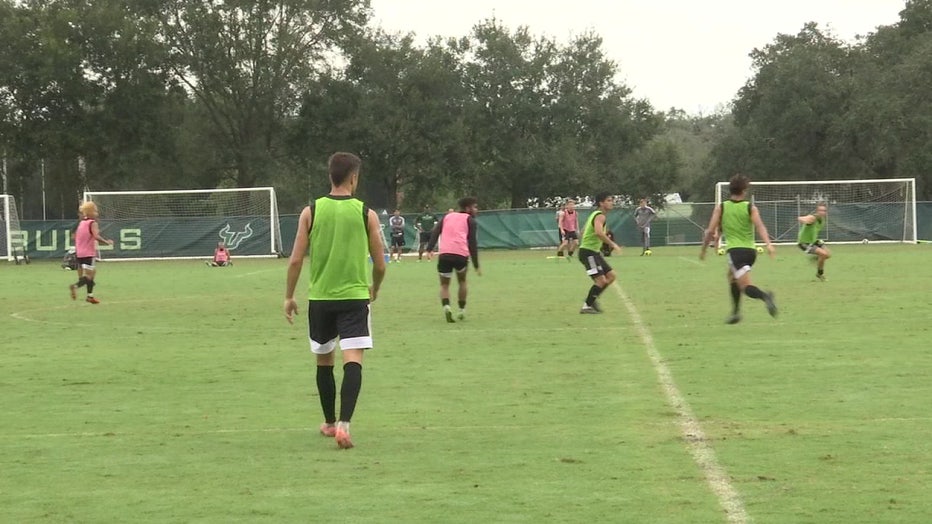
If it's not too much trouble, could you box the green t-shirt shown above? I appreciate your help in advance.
[307,195,370,301]
[798,216,824,244]
[415,213,438,233]
[580,210,604,251]
[721,200,754,250]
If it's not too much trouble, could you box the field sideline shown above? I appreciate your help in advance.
[1,244,930,523]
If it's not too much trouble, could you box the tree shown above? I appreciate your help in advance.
[156,0,369,189]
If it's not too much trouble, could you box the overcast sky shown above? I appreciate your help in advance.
[368,0,906,114]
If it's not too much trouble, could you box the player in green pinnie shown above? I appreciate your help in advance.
[797,203,831,281]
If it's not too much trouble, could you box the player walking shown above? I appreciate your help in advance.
[634,198,656,255]
[284,152,386,449]
[69,201,114,304]
[558,199,580,261]
[427,196,481,323]
[700,174,777,324]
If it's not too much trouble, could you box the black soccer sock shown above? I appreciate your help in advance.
[557,250,564,256]
[86,279,95,294]
[458,300,466,309]
[730,282,741,313]
[441,298,450,307]
[316,365,336,423]
[339,362,363,422]
[585,284,605,306]
[76,276,87,288]
[744,285,765,300]
[568,250,574,256]
[817,268,824,276]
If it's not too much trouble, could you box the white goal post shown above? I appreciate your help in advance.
[714,178,917,244]
[83,187,284,260]
[1,194,27,262]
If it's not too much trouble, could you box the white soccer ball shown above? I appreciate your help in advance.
[862,238,870,244]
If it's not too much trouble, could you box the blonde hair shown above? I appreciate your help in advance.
[79,201,99,218]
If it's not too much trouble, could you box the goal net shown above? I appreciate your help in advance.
[83,187,283,260]
[715,178,917,244]
[1,194,27,261]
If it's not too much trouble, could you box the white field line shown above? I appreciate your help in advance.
[614,284,750,524]
[678,256,703,266]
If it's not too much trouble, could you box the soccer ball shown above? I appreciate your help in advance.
[756,246,764,254]
[862,238,870,244]
[716,248,725,256]
[644,249,652,256]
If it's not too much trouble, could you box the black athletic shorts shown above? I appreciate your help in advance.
[76,256,95,269]
[726,247,756,278]
[419,232,432,244]
[437,253,469,275]
[307,299,372,354]
[798,240,825,254]
[578,248,613,278]
[563,230,579,241]
[391,232,405,247]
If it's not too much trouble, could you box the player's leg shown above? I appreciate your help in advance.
[567,233,578,260]
[332,301,372,449]
[580,251,612,313]
[437,255,456,322]
[557,233,567,258]
[417,234,425,260]
[309,301,340,437]
[455,265,468,320]
[729,248,776,318]
[82,261,100,303]
[814,242,831,280]
[644,226,651,251]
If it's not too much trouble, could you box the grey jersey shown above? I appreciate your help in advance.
[634,206,656,228]
[389,215,405,233]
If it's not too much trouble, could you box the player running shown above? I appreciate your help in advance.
[700,173,777,324]
[427,196,481,323]
[798,203,831,281]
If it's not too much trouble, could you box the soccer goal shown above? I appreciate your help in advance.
[1,194,28,262]
[83,187,284,260]
[714,178,917,244]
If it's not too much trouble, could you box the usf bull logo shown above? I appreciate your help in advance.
[218,223,254,249]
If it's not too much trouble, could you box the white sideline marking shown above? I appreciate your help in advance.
[678,256,703,266]
[614,284,749,524]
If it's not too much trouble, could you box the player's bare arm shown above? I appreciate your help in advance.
[284,206,311,324]
[594,215,620,251]
[751,205,776,258]
[798,214,816,225]
[91,221,114,246]
[367,209,387,301]
[700,205,723,260]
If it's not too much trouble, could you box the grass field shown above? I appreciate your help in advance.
[2,244,931,523]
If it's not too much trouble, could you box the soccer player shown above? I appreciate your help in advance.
[700,173,777,324]
[68,201,114,304]
[414,206,438,261]
[207,241,232,267]
[388,209,405,262]
[634,198,657,255]
[427,196,481,323]
[284,152,386,450]
[798,203,831,281]
[555,203,566,257]
[558,199,580,260]
[577,192,622,314]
